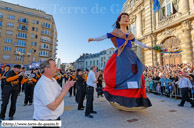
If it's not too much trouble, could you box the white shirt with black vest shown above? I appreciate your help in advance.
[178,77,192,89]
[33,75,64,120]
[86,70,97,88]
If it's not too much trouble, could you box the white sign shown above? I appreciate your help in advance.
[127,81,138,89]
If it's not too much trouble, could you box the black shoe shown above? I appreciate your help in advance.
[178,104,184,107]
[24,103,27,106]
[191,105,194,108]
[78,108,84,110]
[29,103,32,106]
[81,106,85,108]
[91,111,97,114]
[101,95,103,97]
[9,117,14,120]
[85,114,93,118]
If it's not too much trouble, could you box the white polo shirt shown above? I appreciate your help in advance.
[86,70,97,88]
[33,75,64,120]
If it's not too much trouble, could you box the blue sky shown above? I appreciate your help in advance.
[3,0,126,63]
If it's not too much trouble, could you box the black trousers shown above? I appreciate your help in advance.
[85,86,94,116]
[24,83,34,104]
[33,117,60,128]
[77,88,85,109]
[180,88,194,106]
[1,82,5,100]
[0,85,19,118]
[69,84,76,96]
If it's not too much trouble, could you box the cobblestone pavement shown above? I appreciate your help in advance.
[0,90,194,128]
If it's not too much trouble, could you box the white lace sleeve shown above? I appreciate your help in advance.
[133,39,149,48]
[93,35,108,41]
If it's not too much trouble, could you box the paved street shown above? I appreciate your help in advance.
[0,89,194,128]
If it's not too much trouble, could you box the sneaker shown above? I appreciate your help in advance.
[85,114,93,118]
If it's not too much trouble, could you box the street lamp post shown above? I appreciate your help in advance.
[16,51,32,68]
[15,51,25,67]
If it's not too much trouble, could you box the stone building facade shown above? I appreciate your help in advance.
[122,0,194,66]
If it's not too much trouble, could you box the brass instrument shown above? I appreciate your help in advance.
[57,72,62,80]
[24,71,35,81]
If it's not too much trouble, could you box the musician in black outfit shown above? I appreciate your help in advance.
[76,69,85,110]
[0,65,10,100]
[0,65,23,120]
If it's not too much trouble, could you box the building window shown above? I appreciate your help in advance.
[40,50,49,56]
[36,21,39,24]
[8,15,15,20]
[0,21,2,27]
[5,7,12,10]
[16,40,26,47]
[97,60,98,65]
[32,27,35,31]
[36,28,38,32]
[130,0,134,7]
[7,22,14,27]
[5,38,12,43]
[0,13,3,18]
[15,56,24,61]
[16,48,25,53]
[3,55,10,60]
[4,47,11,51]
[86,61,88,66]
[34,42,37,46]
[31,34,34,38]
[33,20,36,24]
[18,17,28,23]
[6,30,13,35]
[130,22,135,35]
[42,22,51,28]
[90,61,92,66]
[18,24,28,31]
[42,29,51,36]
[17,32,27,39]
[35,35,38,39]
[31,42,33,46]
[159,0,178,20]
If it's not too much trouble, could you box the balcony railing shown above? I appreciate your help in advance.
[157,12,182,28]
[18,19,28,24]
[17,28,28,31]
[40,46,50,50]
[40,39,50,43]
[41,32,51,37]
[42,25,52,29]
[16,35,27,39]
[39,54,50,57]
